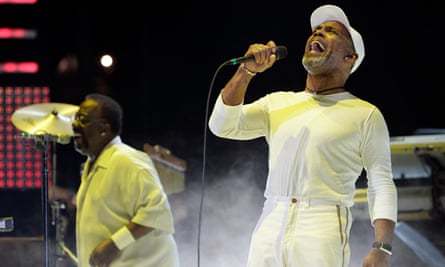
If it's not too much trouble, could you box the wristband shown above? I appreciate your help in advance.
[241,63,257,76]
[111,226,135,250]
[372,241,392,256]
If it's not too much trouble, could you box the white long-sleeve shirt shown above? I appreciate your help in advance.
[209,91,397,223]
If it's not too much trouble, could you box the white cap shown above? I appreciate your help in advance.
[310,4,365,74]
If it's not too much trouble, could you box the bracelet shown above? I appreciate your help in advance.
[372,241,392,256]
[111,226,135,250]
[241,63,256,76]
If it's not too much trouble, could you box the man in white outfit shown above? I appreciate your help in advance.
[72,93,179,267]
[209,4,397,267]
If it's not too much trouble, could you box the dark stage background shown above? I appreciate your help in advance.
[1,1,444,267]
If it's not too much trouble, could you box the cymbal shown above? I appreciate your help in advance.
[11,102,79,138]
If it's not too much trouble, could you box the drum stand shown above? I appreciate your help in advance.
[49,139,79,266]
[37,135,51,267]
[51,200,78,266]
[39,136,78,267]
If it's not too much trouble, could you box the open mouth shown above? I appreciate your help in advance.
[310,40,325,52]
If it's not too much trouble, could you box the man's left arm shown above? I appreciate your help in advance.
[362,218,395,266]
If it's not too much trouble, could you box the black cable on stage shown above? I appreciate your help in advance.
[197,60,229,267]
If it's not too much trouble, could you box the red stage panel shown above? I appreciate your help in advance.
[0,86,52,189]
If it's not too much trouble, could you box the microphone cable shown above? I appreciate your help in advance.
[197,60,227,267]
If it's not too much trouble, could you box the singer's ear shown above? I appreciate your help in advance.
[99,121,110,135]
[344,53,357,60]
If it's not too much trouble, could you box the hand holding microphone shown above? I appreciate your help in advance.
[214,41,288,106]
[223,41,288,74]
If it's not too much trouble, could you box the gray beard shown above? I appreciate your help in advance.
[302,56,327,74]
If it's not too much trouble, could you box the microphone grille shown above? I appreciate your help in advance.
[276,46,288,61]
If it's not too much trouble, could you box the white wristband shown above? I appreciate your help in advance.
[111,226,135,250]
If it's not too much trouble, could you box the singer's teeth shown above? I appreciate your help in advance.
[310,41,325,52]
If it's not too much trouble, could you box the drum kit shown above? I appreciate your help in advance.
[11,102,79,267]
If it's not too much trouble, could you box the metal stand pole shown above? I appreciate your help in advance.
[41,135,50,267]
[50,139,79,267]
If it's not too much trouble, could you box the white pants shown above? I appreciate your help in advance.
[247,197,352,267]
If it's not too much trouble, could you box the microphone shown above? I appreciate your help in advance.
[224,45,288,66]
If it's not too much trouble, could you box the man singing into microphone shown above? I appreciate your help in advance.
[208,4,397,267]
